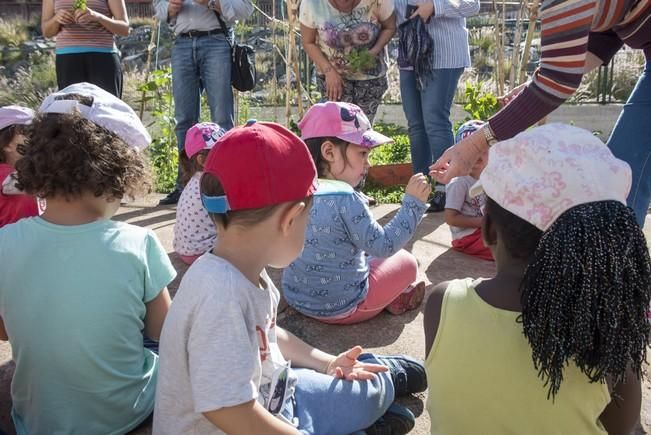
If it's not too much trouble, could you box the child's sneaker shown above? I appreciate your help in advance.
[374,355,427,397]
[365,403,415,435]
[426,185,446,213]
[385,281,425,315]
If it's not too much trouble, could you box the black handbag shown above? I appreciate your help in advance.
[215,12,256,92]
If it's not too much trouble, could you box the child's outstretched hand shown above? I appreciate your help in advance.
[405,174,431,203]
[325,345,388,381]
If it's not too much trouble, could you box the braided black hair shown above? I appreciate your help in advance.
[486,197,651,399]
[522,200,650,398]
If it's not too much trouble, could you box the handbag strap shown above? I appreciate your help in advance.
[214,11,233,48]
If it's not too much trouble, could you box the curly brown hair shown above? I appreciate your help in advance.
[15,111,152,200]
[0,124,26,164]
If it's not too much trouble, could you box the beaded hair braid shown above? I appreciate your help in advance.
[519,200,651,399]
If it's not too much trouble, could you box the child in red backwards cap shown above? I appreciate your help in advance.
[0,105,40,228]
[154,120,426,435]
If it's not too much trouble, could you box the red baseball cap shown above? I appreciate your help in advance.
[202,120,318,213]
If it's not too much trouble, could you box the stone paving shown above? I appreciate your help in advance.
[0,195,649,434]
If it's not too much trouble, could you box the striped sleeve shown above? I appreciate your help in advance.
[489,0,597,140]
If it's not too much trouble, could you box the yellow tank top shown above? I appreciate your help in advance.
[425,278,610,435]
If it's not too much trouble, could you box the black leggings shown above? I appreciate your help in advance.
[55,51,123,98]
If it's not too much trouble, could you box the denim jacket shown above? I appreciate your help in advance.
[282,179,427,317]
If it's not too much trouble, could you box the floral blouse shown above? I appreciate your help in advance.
[300,0,394,81]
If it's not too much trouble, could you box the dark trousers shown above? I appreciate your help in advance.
[55,52,123,98]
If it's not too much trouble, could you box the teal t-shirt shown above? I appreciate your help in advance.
[0,217,177,435]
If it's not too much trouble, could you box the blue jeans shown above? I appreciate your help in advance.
[400,67,464,176]
[287,354,394,434]
[607,59,651,227]
[171,33,234,189]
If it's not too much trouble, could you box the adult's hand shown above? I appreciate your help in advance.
[325,69,343,101]
[74,7,101,24]
[429,130,487,184]
[409,2,434,21]
[54,9,75,25]
[168,0,184,17]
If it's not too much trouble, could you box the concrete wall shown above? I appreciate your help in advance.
[246,103,623,142]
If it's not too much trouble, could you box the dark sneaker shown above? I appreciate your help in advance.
[365,403,415,435]
[158,188,182,206]
[375,355,427,397]
[426,189,445,213]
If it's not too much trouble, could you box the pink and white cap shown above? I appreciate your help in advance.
[298,101,393,148]
[0,105,34,131]
[39,82,151,151]
[185,122,227,158]
[471,123,631,231]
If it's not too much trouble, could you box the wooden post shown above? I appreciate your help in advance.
[139,18,159,120]
[519,0,540,84]
[509,0,526,88]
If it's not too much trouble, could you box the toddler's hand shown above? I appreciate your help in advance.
[326,346,388,381]
[405,174,431,203]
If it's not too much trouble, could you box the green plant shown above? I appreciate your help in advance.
[461,81,500,120]
[347,49,376,73]
[73,0,87,10]
[363,182,404,204]
[369,123,411,166]
[0,52,57,107]
[137,68,178,193]
[0,18,28,48]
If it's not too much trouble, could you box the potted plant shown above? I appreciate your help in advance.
[367,123,412,187]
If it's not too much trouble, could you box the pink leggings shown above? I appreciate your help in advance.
[178,253,201,265]
[318,249,418,325]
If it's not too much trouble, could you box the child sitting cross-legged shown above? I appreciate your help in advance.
[0,83,177,433]
[444,120,492,261]
[0,105,40,228]
[282,102,431,324]
[424,124,651,434]
[154,121,427,435]
[173,122,226,265]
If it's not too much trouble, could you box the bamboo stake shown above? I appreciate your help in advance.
[271,0,278,121]
[519,0,540,84]
[139,18,159,119]
[509,0,526,88]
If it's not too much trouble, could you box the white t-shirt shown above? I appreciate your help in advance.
[173,172,216,257]
[445,175,486,240]
[153,254,294,434]
[299,0,394,81]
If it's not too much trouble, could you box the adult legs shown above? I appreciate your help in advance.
[292,354,394,434]
[170,37,202,192]
[607,60,651,227]
[199,34,234,130]
[84,52,123,98]
[419,67,464,164]
[350,77,388,124]
[400,69,430,176]
[55,53,88,90]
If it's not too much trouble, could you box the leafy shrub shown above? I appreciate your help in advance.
[0,18,28,48]
[0,52,57,107]
[363,182,404,204]
[137,68,178,193]
[369,123,411,165]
